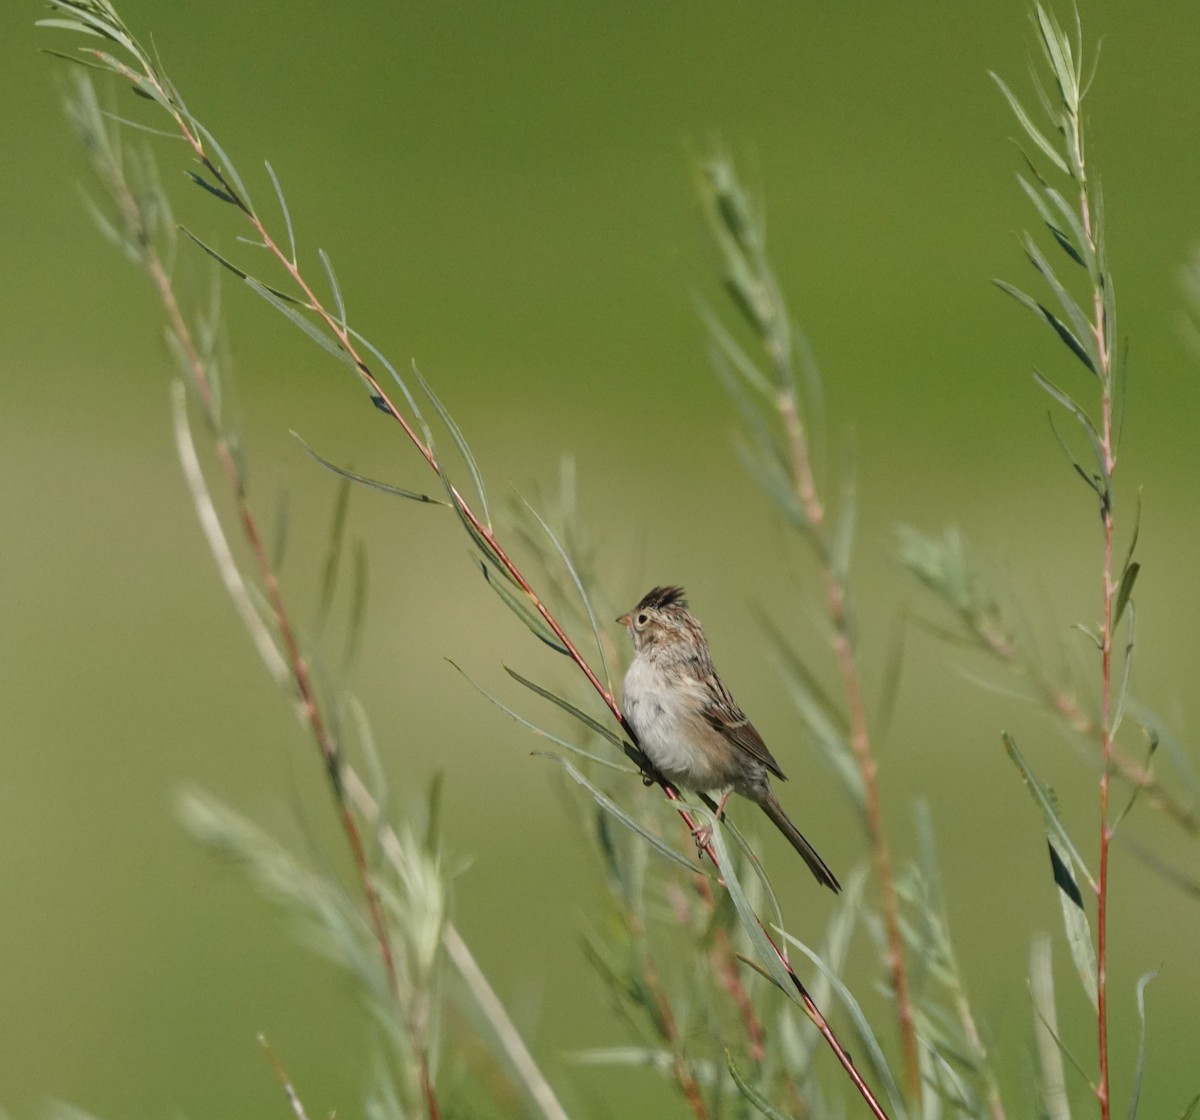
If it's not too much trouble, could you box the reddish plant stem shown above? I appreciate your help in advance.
[418,1049,443,1120]
[1096,474,1114,1120]
[642,947,712,1120]
[143,246,404,1006]
[778,388,920,1100]
[1083,180,1115,1120]
[95,144,438,1107]
[713,928,767,1061]
[96,47,891,1118]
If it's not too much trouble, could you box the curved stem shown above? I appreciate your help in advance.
[84,34,894,1116]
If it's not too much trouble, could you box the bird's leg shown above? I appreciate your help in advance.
[692,789,733,852]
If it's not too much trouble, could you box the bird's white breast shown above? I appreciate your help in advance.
[622,655,721,790]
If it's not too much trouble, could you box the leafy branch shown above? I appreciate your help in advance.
[42,1,892,1114]
[696,152,920,1102]
[60,64,584,1120]
[992,8,1128,1118]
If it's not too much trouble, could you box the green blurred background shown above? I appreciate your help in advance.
[4,1,1200,1116]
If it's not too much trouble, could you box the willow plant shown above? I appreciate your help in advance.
[899,7,1198,1120]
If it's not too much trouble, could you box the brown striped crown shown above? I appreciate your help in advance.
[635,585,688,613]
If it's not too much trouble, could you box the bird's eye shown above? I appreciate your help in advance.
[636,612,648,626]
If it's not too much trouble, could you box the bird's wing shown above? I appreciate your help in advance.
[702,674,787,780]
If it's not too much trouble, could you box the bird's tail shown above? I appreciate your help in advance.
[758,789,841,893]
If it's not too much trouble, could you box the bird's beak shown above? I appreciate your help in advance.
[616,612,631,627]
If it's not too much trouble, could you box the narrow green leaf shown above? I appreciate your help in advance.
[763,620,861,806]
[1048,830,1099,1011]
[697,297,772,396]
[1017,176,1086,268]
[449,662,629,773]
[517,494,612,692]
[344,325,430,439]
[264,160,296,263]
[1029,935,1074,1120]
[536,751,702,874]
[990,73,1070,176]
[1114,561,1140,630]
[178,226,298,301]
[713,809,788,945]
[505,667,625,751]
[1042,184,1095,268]
[40,47,116,71]
[725,1052,794,1120]
[993,277,1046,317]
[1046,411,1107,506]
[1023,235,1099,372]
[244,277,354,367]
[291,431,446,504]
[478,562,568,654]
[81,193,137,262]
[1004,734,1097,892]
[1069,620,1104,650]
[97,108,181,141]
[1113,735,1159,833]
[1035,4,1080,109]
[47,4,136,53]
[128,75,174,111]
[1047,840,1083,908]
[1007,733,1099,1012]
[775,922,909,1120]
[1033,371,1102,449]
[569,1046,693,1073]
[37,17,106,36]
[1127,969,1159,1120]
[414,365,491,530]
[706,819,796,998]
[447,487,504,570]
[994,278,1096,375]
[186,170,238,205]
[319,247,347,327]
[1110,601,1136,743]
[193,122,252,212]
[732,434,805,530]
[1120,489,1142,571]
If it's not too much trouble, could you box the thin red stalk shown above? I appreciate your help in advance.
[642,949,712,1120]
[148,246,449,1118]
[418,1049,443,1120]
[697,874,890,1120]
[98,140,441,1106]
[667,879,768,1064]
[713,929,766,1061]
[142,244,403,1006]
[93,45,891,1118]
[1080,172,1115,1119]
[779,387,919,1099]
